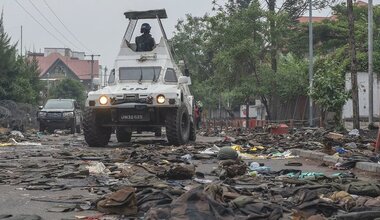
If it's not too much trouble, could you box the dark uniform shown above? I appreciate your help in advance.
[136,33,155,52]
[136,23,155,52]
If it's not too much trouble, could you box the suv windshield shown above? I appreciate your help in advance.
[119,67,161,81]
[44,100,74,109]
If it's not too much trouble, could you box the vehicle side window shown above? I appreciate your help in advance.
[165,68,178,82]
[108,69,115,84]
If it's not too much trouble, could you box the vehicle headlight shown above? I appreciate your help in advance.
[99,95,108,105]
[157,95,165,104]
[63,112,74,118]
[38,112,47,117]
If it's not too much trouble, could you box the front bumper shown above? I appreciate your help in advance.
[92,105,174,128]
[38,118,74,129]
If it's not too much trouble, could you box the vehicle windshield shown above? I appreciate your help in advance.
[119,67,161,81]
[44,100,74,109]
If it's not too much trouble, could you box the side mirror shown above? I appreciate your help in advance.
[39,106,43,110]
[178,76,189,85]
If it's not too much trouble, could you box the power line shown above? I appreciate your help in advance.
[41,0,93,53]
[28,0,80,50]
[14,0,68,48]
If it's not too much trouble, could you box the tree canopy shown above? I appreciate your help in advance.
[49,78,86,106]
[173,0,377,123]
[0,32,42,104]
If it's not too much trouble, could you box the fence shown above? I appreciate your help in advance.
[203,118,312,130]
[202,96,321,129]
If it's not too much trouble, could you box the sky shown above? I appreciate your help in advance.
[0,0,378,69]
[1,0,222,69]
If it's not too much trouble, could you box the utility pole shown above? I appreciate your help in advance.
[347,0,360,129]
[368,0,374,126]
[85,54,100,91]
[20,26,23,56]
[308,0,314,127]
[104,66,108,87]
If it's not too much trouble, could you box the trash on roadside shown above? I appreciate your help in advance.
[270,150,297,159]
[194,178,213,184]
[181,154,192,161]
[269,124,289,135]
[336,147,348,154]
[348,129,360,137]
[231,145,243,151]
[345,142,357,149]
[285,162,303,166]
[10,130,24,139]
[86,162,110,175]
[327,132,344,140]
[248,162,271,173]
[164,164,195,180]
[199,145,220,155]
[0,138,42,147]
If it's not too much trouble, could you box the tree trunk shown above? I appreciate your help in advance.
[347,0,360,129]
[268,0,277,73]
[261,96,271,120]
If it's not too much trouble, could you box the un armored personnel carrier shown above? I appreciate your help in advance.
[83,9,196,147]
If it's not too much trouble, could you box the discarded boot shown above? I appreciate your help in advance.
[285,162,303,166]
[97,187,137,216]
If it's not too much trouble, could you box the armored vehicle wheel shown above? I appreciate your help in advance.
[189,121,196,142]
[76,124,81,133]
[166,104,190,146]
[116,128,132,142]
[83,108,112,147]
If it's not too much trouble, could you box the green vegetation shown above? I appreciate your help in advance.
[0,32,42,104]
[173,0,378,126]
[310,55,350,127]
[49,78,86,106]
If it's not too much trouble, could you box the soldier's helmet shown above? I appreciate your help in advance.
[218,147,238,160]
[141,23,151,33]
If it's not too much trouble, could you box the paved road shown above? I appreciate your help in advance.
[0,133,377,219]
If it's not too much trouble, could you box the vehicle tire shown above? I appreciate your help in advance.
[165,104,190,146]
[155,128,162,137]
[76,124,81,133]
[39,123,45,132]
[83,108,112,147]
[70,120,76,134]
[47,128,54,134]
[189,121,196,142]
[116,128,132,142]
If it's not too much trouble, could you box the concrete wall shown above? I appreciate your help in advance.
[343,72,380,119]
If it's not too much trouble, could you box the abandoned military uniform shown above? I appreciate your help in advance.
[135,33,155,52]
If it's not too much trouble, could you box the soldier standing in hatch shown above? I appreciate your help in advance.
[135,23,155,52]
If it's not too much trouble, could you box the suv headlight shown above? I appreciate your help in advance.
[63,112,74,118]
[99,95,108,105]
[38,112,47,118]
[157,95,165,104]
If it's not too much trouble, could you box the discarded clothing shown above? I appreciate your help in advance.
[146,185,235,220]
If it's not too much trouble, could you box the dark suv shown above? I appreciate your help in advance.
[37,99,82,134]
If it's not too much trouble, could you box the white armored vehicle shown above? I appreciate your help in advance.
[83,9,196,147]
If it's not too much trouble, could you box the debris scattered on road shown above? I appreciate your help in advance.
[0,126,379,219]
